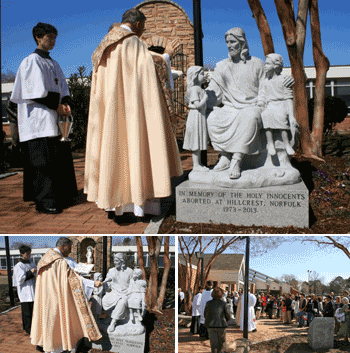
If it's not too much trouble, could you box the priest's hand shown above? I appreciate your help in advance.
[57,104,71,117]
[94,280,103,287]
[165,39,180,58]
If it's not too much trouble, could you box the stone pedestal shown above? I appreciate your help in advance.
[308,317,335,349]
[92,330,145,353]
[176,180,309,227]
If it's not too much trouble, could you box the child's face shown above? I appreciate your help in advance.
[22,251,31,260]
[264,58,275,74]
[133,271,141,280]
[198,70,205,84]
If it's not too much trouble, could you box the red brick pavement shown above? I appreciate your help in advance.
[0,151,200,234]
[178,318,308,352]
[0,306,39,353]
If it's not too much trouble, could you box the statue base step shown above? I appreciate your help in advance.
[91,327,145,353]
[176,180,309,227]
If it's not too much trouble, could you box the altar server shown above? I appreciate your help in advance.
[11,22,77,214]
[13,244,37,335]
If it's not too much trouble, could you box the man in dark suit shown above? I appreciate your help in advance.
[285,293,292,324]
[205,287,231,353]
[323,295,335,317]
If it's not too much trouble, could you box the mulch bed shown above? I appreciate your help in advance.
[89,309,174,353]
[250,333,350,352]
[159,154,350,234]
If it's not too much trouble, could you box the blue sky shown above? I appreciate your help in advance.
[2,0,349,78]
[180,236,350,285]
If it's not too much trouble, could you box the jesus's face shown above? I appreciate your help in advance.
[226,35,241,59]
[114,257,124,270]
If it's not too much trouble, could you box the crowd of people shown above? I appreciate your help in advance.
[254,291,350,341]
[180,282,350,353]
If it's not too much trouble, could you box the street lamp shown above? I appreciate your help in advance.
[195,251,204,287]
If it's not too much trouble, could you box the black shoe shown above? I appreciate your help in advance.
[107,211,115,219]
[36,346,44,352]
[252,329,257,332]
[36,203,62,214]
[113,213,140,225]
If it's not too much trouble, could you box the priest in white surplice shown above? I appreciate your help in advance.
[11,22,77,215]
[237,290,257,332]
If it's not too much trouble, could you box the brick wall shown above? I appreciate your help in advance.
[136,0,195,138]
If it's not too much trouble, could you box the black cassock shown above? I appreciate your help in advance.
[22,137,77,208]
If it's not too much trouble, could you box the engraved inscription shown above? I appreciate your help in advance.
[178,189,307,213]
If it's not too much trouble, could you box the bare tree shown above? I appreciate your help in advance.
[135,236,171,315]
[10,241,34,250]
[178,236,284,314]
[248,0,329,161]
[296,236,350,260]
[1,70,16,83]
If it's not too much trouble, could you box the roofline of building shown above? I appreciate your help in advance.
[0,245,175,256]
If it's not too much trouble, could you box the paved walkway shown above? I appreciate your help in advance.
[0,306,39,353]
[178,318,308,352]
[0,151,201,234]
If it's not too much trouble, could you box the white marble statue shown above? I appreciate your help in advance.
[206,27,294,179]
[91,272,104,322]
[86,246,94,264]
[259,53,299,167]
[183,66,209,172]
[102,253,133,333]
[127,269,147,326]
[186,27,301,188]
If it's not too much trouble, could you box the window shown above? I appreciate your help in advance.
[0,258,7,270]
[334,80,350,108]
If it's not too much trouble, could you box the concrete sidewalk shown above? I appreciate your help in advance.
[0,152,195,234]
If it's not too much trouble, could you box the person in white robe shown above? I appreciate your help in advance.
[13,244,37,335]
[238,291,257,332]
[31,237,103,353]
[84,9,183,224]
[190,286,203,334]
[199,281,213,339]
[10,22,77,215]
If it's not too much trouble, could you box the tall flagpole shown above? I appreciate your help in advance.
[193,0,207,166]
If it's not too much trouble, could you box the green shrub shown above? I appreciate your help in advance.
[308,96,348,135]
[67,66,92,150]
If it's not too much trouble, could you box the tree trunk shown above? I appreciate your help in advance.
[274,0,324,162]
[296,0,310,60]
[247,0,275,56]
[309,0,330,157]
[135,236,146,280]
[157,236,170,311]
[146,236,163,315]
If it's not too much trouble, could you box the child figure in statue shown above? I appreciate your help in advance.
[127,269,147,326]
[259,54,299,161]
[91,272,104,322]
[183,66,209,172]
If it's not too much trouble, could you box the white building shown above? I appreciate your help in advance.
[0,245,175,275]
